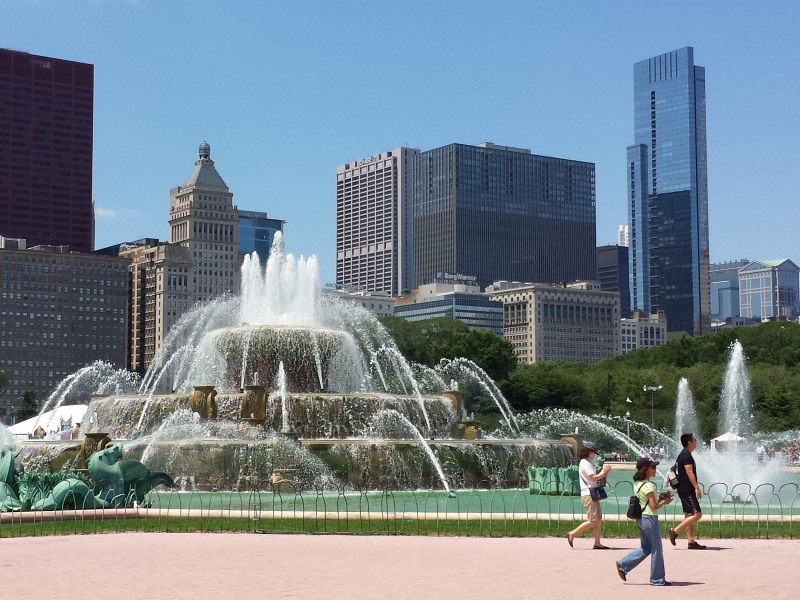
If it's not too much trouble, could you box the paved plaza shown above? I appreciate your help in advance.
[2,532,794,599]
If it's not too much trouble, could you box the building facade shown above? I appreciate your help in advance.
[121,241,191,375]
[169,142,239,302]
[620,310,668,355]
[739,259,800,320]
[413,143,596,291]
[323,289,396,318]
[627,47,710,336]
[487,280,620,364]
[0,239,129,423]
[710,259,749,322]
[0,49,94,253]
[238,210,285,266]
[336,148,418,296]
[597,244,631,318]
[394,279,504,335]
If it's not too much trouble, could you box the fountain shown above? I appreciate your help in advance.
[673,341,794,497]
[10,232,573,492]
[673,377,699,444]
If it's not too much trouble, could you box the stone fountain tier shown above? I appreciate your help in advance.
[83,391,462,439]
[210,325,354,393]
[13,436,576,491]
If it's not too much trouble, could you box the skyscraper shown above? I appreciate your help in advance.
[413,143,596,290]
[627,47,710,335]
[336,148,418,295]
[597,244,631,318]
[0,49,95,252]
[169,141,239,303]
[238,210,285,267]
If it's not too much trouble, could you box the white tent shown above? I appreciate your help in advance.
[711,431,746,451]
[712,432,746,443]
[8,405,87,440]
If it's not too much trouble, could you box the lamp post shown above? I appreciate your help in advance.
[625,410,631,440]
[643,385,663,443]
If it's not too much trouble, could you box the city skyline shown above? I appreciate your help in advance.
[2,2,799,284]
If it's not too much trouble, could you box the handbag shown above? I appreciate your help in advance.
[626,483,646,519]
[580,470,607,501]
[590,486,608,501]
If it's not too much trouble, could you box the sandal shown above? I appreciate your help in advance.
[566,532,574,548]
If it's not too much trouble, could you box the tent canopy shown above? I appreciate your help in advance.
[711,431,746,443]
[8,405,87,438]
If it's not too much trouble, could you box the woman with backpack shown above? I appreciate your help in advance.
[615,457,674,586]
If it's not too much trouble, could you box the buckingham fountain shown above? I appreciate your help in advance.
[6,233,573,494]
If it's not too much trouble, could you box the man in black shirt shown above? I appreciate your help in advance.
[668,433,706,549]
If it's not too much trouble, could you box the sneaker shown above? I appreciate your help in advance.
[668,528,677,546]
[615,562,626,582]
[688,541,707,549]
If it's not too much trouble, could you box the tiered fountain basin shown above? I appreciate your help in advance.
[212,325,353,393]
[14,385,575,491]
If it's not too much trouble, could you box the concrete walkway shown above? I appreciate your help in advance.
[1,533,793,599]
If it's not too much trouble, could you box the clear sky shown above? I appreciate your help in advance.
[2,0,799,283]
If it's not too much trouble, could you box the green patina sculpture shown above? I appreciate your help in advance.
[0,443,174,512]
[88,444,174,505]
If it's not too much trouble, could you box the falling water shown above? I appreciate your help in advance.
[437,357,519,432]
[277,362,289,433]
[719,340,753,436]
[309,330,325,391]
[33,361,138,434]
[369,409,452,494]
[136,348,193,431]
[375,346,431,432]
[239,329,254,390]
[674,378,699,442]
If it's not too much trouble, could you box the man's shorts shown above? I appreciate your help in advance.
[581,494,602,520]
[679,491,702,515]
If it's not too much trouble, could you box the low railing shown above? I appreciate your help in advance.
[1,479,798,539]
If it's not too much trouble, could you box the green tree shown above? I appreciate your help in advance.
[17,390,38,421]
[380,317,517,381]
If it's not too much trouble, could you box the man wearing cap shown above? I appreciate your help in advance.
[668,433,706,549]
[567,441,612,549]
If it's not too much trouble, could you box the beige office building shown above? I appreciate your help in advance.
[121,242,191,374]
[488,281,620,364]
[169,141,239,302]
[620,310,668,355]
[336,148,418,296]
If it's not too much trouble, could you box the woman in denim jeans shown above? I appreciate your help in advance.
[615,457,674,586]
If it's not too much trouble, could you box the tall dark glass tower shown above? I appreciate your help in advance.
[413,142,596,290]
[627,47,710,335]
[0,49,94,252]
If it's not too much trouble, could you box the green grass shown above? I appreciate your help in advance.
[2,515,796,539]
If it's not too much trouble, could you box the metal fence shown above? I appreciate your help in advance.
[1,479,798,539]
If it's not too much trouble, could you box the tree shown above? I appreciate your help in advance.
[17,390,38,421]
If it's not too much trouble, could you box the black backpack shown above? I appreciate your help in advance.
[626,483,646,520]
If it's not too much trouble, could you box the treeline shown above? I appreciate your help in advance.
[380,317,800,437]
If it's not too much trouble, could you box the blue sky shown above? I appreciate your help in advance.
[2,0,799,283]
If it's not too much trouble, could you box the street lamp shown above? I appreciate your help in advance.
[625,410,631,440]
[643,385,663,442]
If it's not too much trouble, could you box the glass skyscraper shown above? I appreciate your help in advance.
[413,143,596,290]
[627,47,710,335]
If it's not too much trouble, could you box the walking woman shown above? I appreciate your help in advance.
[567,441,612,549]
[615,457,673,586]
